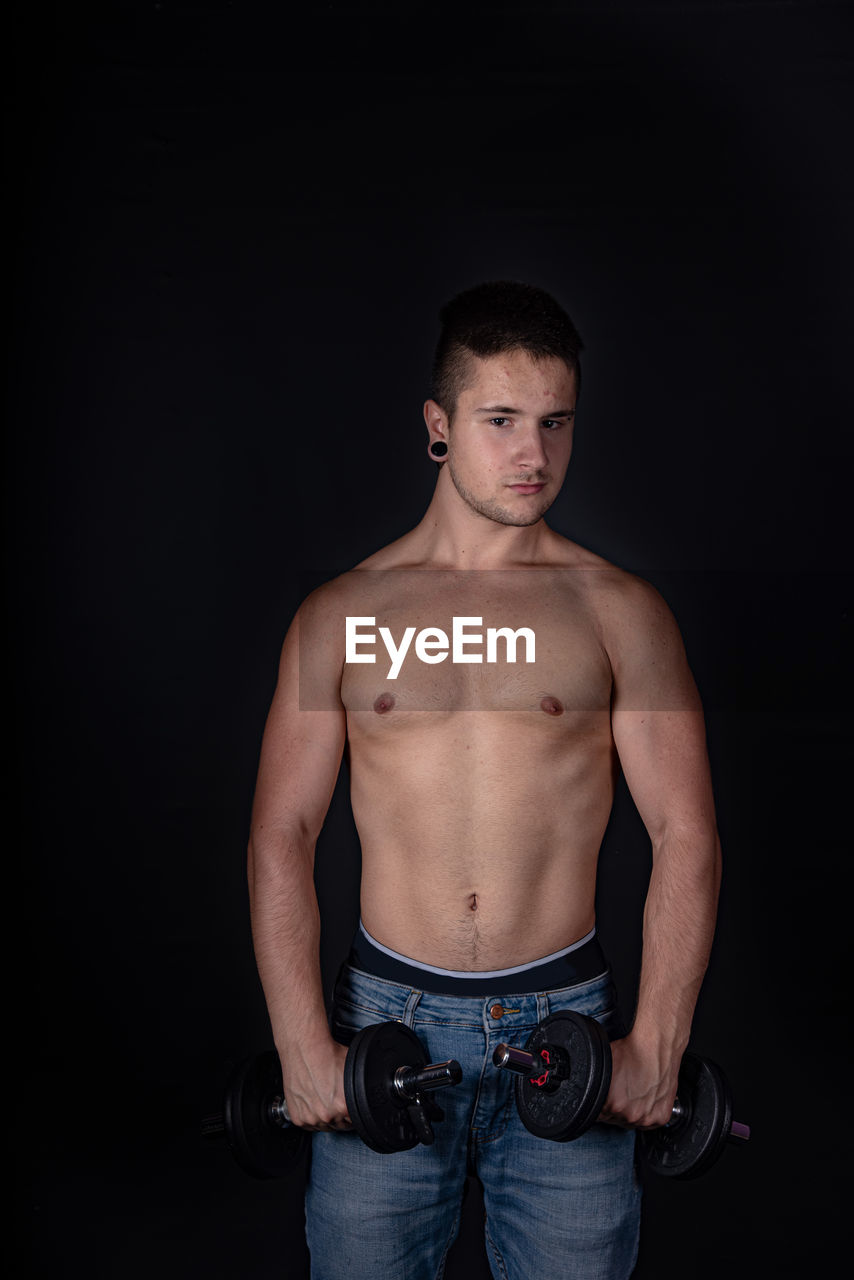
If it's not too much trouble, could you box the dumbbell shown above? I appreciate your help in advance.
[203,1020,463,1178]
[493,1010,750,1180]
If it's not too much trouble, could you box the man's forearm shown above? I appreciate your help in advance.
[631,827,722,1054]
[248,829,331,1054]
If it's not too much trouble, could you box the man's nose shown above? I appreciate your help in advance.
[512,424,549,471]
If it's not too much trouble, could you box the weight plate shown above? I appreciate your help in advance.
[516,1010,612,1142]
[639,1052,733,1180]
[223,1051,311,1180]
[343,1022,427,1154]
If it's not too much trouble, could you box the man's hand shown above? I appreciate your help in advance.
[599,1033,681,1131]
[279,1037,353,1132]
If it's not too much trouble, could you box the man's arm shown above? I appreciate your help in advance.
[602,577,722,1128]
[247,589,351,1130]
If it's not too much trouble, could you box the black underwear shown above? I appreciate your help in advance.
[347,922,609,996]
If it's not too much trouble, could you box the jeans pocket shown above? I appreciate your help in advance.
[329,993,387,1046]
[547,975,618,1023]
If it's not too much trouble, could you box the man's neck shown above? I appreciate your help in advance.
[405,491,559,570]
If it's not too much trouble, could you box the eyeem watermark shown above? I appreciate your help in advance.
[346,616,536,680]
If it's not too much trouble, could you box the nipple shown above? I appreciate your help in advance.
[540,696,564,716]
[373,692,396,714]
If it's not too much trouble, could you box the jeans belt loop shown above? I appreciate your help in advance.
[401,988,423,1027]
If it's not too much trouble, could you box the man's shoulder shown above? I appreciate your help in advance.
[544,535,652,597]
[544,538,674,635]
[586,567,672,629]
[293,546,408,620]
[295,568,366,620]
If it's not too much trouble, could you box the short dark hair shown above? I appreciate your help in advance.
[431,281,583,417]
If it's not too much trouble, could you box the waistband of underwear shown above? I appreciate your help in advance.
[347,920,608,996]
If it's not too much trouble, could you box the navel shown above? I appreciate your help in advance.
[373,692,396,714]
[468,893,478,912]
[540,695,564,716]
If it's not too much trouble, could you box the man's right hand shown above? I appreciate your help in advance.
[279,1037,353,1131]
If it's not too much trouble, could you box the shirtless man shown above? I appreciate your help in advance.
[248,282,722,1279]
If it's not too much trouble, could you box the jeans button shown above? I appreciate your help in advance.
[490,1003,505,1019]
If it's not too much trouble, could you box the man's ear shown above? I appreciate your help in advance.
[423,399,450,447]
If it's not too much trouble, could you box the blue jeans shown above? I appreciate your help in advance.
[305,963,641,1279]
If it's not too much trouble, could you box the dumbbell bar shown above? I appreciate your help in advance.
[203,1020,462,1178]
[493,1010,750,1180]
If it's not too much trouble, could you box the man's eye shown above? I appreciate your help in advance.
[490,417,510,427]
[542,419,563,430]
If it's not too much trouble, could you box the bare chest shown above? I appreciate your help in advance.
[339,576,612,721]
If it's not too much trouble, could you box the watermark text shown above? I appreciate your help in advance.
[346,616,536,679]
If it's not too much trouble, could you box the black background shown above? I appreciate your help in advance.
[10,1,851,1276]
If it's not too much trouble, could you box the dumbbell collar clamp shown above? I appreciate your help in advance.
[492,1042,571,1093]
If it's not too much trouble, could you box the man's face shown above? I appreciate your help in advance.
[444,350,577,527]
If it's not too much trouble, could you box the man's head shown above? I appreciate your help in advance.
[424,282,583,529]
[431,281,583,422]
